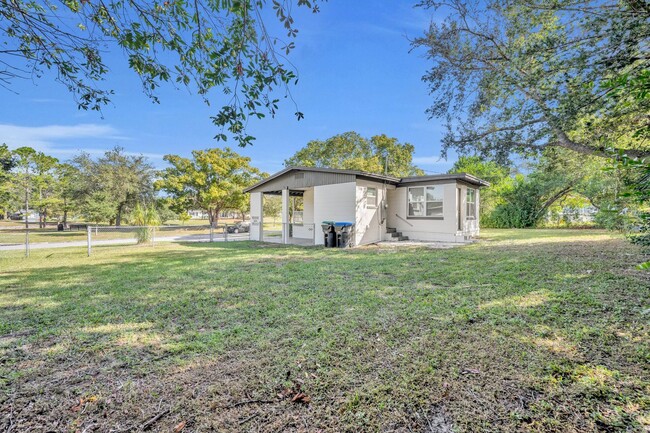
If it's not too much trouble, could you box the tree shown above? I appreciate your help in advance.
[413,0,650,162]
[448,156,511,219]
[98,148,155,225]
[31,153,60,228]
[1,1,321,146]
[11,147,38,230]
[0,144,16,219]
[71,148,155,225]
[284,132,424,177]
[156,147,263,227]
[55,163,81,228]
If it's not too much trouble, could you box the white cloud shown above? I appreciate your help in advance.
[0,123,122,149]
[0,123,164,160]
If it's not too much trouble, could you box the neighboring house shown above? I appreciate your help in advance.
[244,167,489,246]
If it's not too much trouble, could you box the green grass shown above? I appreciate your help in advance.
[0,229,648,432]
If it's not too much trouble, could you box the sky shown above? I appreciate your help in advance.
[0,1,457,174]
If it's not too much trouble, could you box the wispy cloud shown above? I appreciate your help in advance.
[0,123,166,160]
[0,123,125,149]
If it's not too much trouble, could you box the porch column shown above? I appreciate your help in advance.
[249,192,264,241]
[281,188,290,244]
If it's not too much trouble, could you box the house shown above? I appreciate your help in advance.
[243,167,490,246]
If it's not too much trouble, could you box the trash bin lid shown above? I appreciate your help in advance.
[334,222,353,227]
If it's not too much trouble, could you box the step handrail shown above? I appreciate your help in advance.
[395,213,414,227]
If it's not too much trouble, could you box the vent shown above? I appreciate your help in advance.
[294,172,305,180]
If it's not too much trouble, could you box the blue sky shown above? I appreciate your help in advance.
[0,1,456,174]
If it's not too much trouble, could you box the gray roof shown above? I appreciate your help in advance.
[244,166,489,193]
[399,173,490,187]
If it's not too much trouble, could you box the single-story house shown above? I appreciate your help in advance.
[243,166,489,246]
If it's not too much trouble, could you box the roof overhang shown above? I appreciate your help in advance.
[398,173,490,187]
[243,167,490,194]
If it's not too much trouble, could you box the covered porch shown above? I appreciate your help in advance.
[249,187,317,246]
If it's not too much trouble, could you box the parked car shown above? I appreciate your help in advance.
[226,221,250,234]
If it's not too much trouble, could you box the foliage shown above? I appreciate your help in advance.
[413,0,650,162]
[156,147,263,226]
[284,132,424,177]
[1,0,321,146]
[131,203,160,243]
[0,144,16,218]
[263,195,282,222]
[81,191,117,224]
[72,147,155,225]
[448,156,511,220]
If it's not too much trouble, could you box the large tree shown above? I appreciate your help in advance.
[413,0,650,162]
[156,147,263,227]
[1,0,321,146]
[284,132,424,177]
[71,148,155,225]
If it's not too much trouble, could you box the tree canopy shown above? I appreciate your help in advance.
[156,147,264,226]
[284,131,424,177]
[413,0,650,162]
[1,0,321,146]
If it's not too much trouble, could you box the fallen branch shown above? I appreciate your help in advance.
[239,413,259,425]
[141,409,170,431]
[227,399,275,408]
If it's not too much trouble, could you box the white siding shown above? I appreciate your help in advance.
[313,182,357,245]
[387,181,480,242]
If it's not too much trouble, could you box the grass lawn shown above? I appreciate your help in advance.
[0,229,648,432]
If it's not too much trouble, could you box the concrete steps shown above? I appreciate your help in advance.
[386,227,409,241]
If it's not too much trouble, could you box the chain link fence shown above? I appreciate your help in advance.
[0,223,250,257]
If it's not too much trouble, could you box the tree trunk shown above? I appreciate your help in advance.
[63,198,68,228]
[116,203,124,226]
[213,208,220,228]
[533,187,574,223]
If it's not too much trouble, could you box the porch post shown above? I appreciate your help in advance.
[281,188,290,244]
[250,192,264,241]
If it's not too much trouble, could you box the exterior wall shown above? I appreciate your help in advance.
[313,182,357,246]
[292,188,315,240]
[355,179,392,246]
[249,192,264,241]
[386,181,481,242]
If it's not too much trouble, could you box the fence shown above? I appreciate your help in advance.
[0,223,251,257]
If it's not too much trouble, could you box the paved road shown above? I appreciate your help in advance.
[0,233,250,251]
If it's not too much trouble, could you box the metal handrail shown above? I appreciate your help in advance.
[395,213,414,227]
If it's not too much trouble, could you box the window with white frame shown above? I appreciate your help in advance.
[408,186,443,218]
[366,187,377,208]
[466,188,476,219]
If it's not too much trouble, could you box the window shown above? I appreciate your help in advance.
[466,188,476,219]
[366,187,377,208]
[408,186,443,218]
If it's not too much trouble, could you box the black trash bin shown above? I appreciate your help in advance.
[321,221,336,247]
[57,223,64,231]
[333,222,354,248]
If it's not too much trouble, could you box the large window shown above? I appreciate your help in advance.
[408,186,443,218]
[366,187,377,208]
[466,188,476,219]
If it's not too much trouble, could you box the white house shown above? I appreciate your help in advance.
[243,167,489,246]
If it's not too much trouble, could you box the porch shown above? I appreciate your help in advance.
[249,187,318,246]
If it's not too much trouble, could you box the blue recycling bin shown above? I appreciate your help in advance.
[333,222,354,248]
